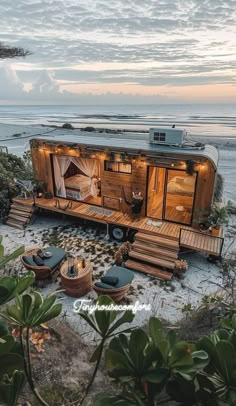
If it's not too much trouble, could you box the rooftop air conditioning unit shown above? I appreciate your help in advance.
[149,128,186,145]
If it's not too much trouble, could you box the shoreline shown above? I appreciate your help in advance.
[1,122,236,153]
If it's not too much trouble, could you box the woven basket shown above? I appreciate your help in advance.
[93,283,131,302]
[60,259,92,297]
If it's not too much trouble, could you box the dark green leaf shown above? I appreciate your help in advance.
[216,340,236,384]
[0,354,24,380]
[129,329,149,372]
[0,369,25,406]
[108,310,134,336]
[0,321,9,338]
[144,367,169,384]
[90,342,103,363]
[149,317,165,346]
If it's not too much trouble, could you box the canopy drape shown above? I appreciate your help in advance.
[53,155,98,198]
[70,157,98,197]
[53,155,71,197]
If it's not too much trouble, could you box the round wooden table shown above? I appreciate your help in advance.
[60,259,92,297]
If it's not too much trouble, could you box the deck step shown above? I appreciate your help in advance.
[129,249,176,270]
[6,201,35,229]
[8,213,28,223]
[6,219,25,230]
[124,259,173,280]
[11,203,33,213]
[10,209,31,218]
[135,232,179,250]
[132,241,178,260]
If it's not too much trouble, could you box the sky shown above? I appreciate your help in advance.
[0,0,236,105]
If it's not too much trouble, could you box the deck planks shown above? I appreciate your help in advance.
[180,229,223,256]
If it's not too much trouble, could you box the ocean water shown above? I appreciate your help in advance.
[0,103,236,138]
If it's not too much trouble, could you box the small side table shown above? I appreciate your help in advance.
[60,259,92,297]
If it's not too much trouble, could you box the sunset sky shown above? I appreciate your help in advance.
[0,0,236,104]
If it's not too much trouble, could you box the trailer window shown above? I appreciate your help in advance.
[104,161,132,174]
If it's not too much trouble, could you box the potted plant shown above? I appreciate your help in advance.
[174,259,188,279]
[193,208,210,230]
[209,204,229,236]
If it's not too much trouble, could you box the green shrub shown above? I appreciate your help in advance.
[0,152,33,221]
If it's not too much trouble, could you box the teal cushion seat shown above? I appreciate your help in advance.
[97,266,134,289]
[22,256,36,267]
[42,246,66,270]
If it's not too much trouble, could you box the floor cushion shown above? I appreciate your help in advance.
[42,246,66,269]
[103,266,134,289]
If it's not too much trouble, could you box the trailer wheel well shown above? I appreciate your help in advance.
[109,225,127,242]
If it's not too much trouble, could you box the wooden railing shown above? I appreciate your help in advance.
[179,227,224,257]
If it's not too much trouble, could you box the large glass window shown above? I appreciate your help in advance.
[147,167,197,225]
[164,170,196,224]
[147,167,165,219]
[52,154,101,205]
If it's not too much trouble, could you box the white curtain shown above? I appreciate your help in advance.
[53,156,71,197]
[70,157,98,196]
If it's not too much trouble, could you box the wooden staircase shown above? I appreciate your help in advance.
[6,200,35,230]
[125,232,180,280]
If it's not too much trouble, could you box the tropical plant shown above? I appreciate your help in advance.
[0,236,24,270]
[103,317,209,405]
[197,314,236,405]
[94,388,148,406]
[174,259,188,279]
[0,271,62,406]
[78,295,135,403]
[0,273,34,406]
[193,208,211,229]
[0,152,34,220]
[114,242,132,265]
[209,205,229,229]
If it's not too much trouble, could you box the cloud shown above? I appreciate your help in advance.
[0,0,236,103]
[30,71,60,94]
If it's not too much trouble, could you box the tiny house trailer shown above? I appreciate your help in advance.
[18,127,223,260]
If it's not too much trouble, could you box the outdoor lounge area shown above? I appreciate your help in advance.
[20,243,135,300]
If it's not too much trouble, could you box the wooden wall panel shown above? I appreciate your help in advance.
[31,142,217,225]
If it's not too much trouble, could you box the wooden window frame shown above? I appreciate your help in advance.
[104,160,132,174]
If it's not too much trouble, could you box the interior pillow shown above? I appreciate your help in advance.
[184,177,194,186]
[176,177,184,184]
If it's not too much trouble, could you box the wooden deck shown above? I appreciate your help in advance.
[179,228,224,257]
[13,197,224,257]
